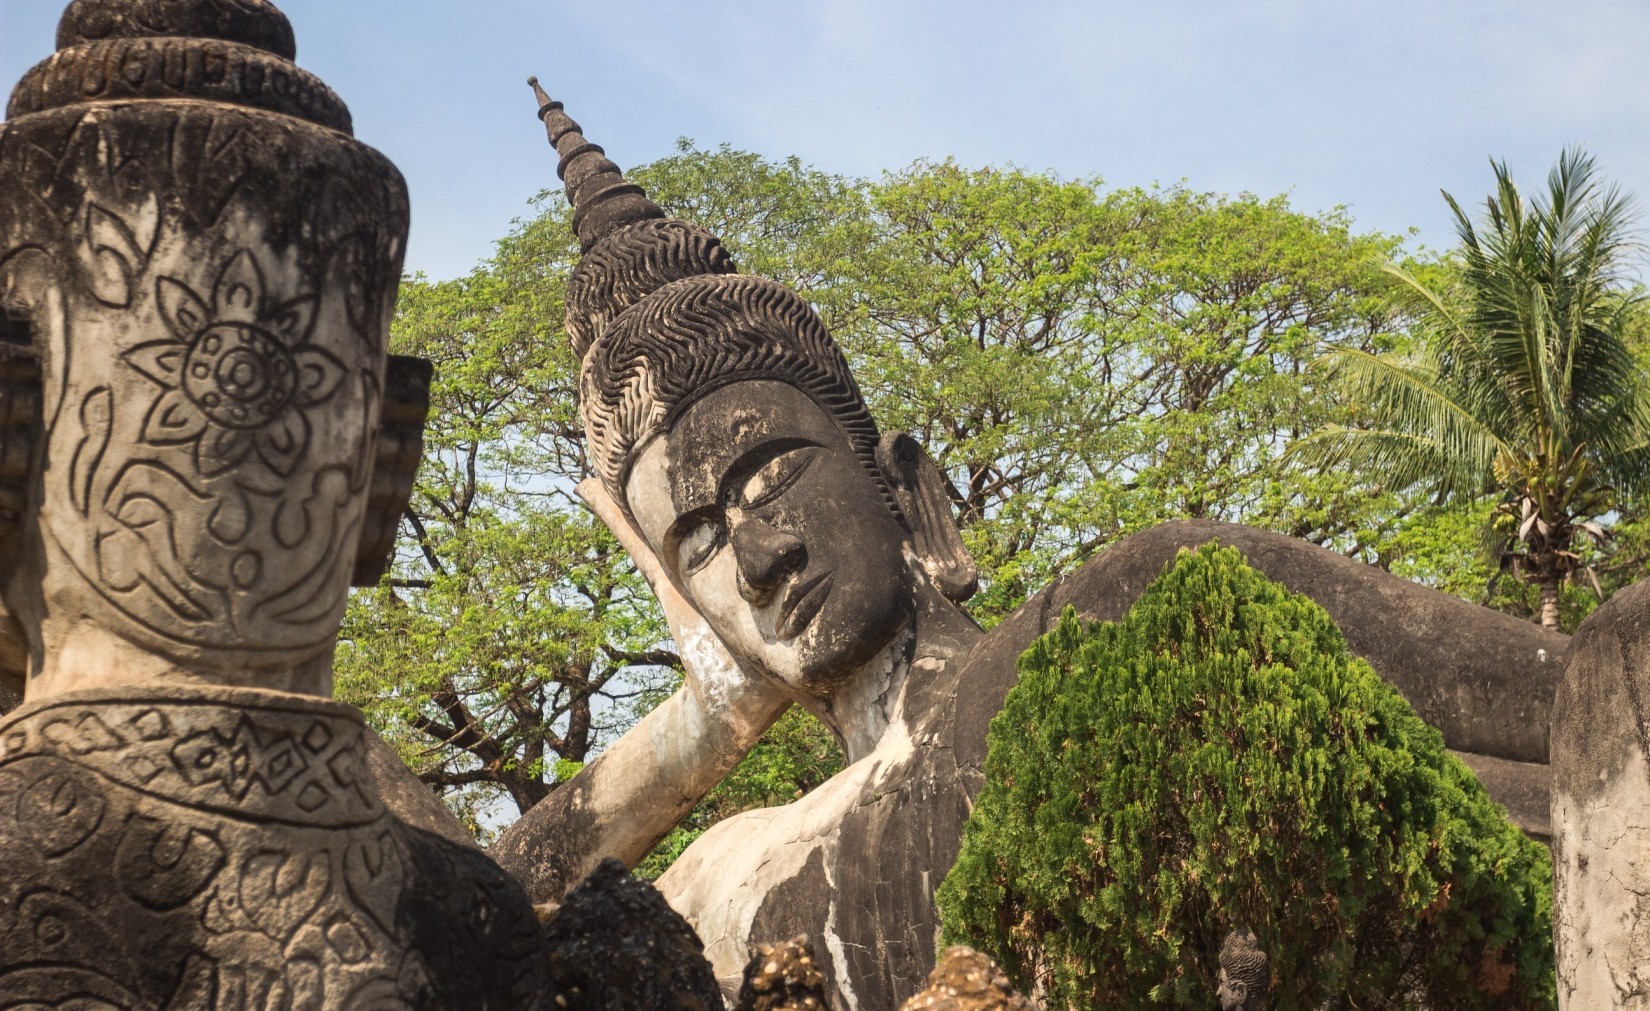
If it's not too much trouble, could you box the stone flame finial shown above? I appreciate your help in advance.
[529,77,665,253]
[527,82,736,363]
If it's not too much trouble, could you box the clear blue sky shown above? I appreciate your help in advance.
[4,0,1648,282]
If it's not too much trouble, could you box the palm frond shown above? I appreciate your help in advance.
[1307,147,1650,629]
[1293,425,1491,499]
[1303,347,1512,498]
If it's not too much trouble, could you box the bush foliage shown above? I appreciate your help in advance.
[937,543,1554,1009]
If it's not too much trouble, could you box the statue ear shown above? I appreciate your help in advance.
[876,432,978,603]
[351,355,434,586]
[0,309,40,566]
[0,310,40,696]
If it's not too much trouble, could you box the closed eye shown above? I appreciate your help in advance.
[739,447,819,509]
[676,518,724,575]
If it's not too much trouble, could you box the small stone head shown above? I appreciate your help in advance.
[535,84,976,696]
[0,0,427,696]
[1215,928,1269,1011]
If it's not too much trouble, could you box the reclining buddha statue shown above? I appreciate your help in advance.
[492,82,1564,1010]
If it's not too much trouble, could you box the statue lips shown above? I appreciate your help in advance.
[776,570,834,641]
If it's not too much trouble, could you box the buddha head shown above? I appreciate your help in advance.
[0,0,428,700]
[1216,928,1269,1011]
[535,83,976,697]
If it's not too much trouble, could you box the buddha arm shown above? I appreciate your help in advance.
[490,661,789,908]
[489,477,791,907]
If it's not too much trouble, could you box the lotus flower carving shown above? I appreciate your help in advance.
[124,251,344,478]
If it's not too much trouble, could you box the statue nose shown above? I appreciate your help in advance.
[729,517,806,605]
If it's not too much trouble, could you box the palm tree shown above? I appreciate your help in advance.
[1302,148,1650,630]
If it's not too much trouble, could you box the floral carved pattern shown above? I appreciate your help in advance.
[124,250,344,478]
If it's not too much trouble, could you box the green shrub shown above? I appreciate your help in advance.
[937,542,1554,1009]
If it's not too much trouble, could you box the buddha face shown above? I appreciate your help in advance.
[625,381,915,694]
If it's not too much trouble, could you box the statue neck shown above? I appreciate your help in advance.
[24,617,335,702]
[809,580,983,764]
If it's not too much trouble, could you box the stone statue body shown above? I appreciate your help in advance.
[494,87,1566,1011]
[0,2,547,1005]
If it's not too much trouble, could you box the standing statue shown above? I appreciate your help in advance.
[493,84,1566,1010]
[0,1,547,1005]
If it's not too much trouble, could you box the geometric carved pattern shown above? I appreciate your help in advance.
[0,686,551,1009]
[2,689,381,828]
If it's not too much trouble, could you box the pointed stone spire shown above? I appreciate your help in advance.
[530,77,664,252]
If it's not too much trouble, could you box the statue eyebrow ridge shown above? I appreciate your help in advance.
[716,436,822,505]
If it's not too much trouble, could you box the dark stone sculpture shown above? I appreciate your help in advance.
[1216,929,1269,1011]
[0,2,549,1005]
[896,947,1034,1011]
[735,936,833,1011]
[495,87,1564,1011]
[0,688,547,1007]
[543,857,726,1011]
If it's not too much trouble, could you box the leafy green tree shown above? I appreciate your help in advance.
[938,544,1555,1009]
[335,261,676,825]
[1303,148,1650,630]
[836,165,1411,621]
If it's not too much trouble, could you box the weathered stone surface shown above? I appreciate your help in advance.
[543,857,725,1011]
[0,685,548,1006]
[360,721,478,850]
[1452,749,1552,842]
[1552,576,1650,1007]
[734,936,833,1011]
[897,947,1034,1011]
[954,519,1564,773]
[0,661,476,848]
[1,1,413,696]
[56,0,300,60]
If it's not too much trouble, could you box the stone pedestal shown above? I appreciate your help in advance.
[0,685,548,1005]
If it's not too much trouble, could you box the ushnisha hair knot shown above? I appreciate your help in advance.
[530,81,890,510]
[579,273,885,502]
